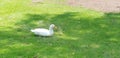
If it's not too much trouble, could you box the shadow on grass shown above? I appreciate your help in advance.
[0,12,120,58]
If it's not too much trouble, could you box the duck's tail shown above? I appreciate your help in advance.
[31,30,34,32]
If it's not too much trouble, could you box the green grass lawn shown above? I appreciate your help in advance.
[0,0,120,58]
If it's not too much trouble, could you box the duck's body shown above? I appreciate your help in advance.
[31,24,55,36]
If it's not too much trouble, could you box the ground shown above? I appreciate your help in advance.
[66,0,120,12]
[0,0,120,58]
[33,0,120,12]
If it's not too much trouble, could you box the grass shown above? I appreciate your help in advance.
[0,0,120,58]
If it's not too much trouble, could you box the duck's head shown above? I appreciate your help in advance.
[49,24,57,29]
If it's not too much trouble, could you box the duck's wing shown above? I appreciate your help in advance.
[31,28,49,32]
[31,28,51,36]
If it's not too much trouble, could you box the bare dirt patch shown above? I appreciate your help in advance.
[32,0,120,13]
[67,0,120,13]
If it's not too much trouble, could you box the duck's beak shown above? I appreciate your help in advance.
[54,26,57,29]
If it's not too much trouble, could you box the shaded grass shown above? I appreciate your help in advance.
[0,0,120,58]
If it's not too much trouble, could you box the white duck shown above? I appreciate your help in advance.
[31,24,55,36]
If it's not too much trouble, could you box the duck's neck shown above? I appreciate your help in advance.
[49,27,54,34]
